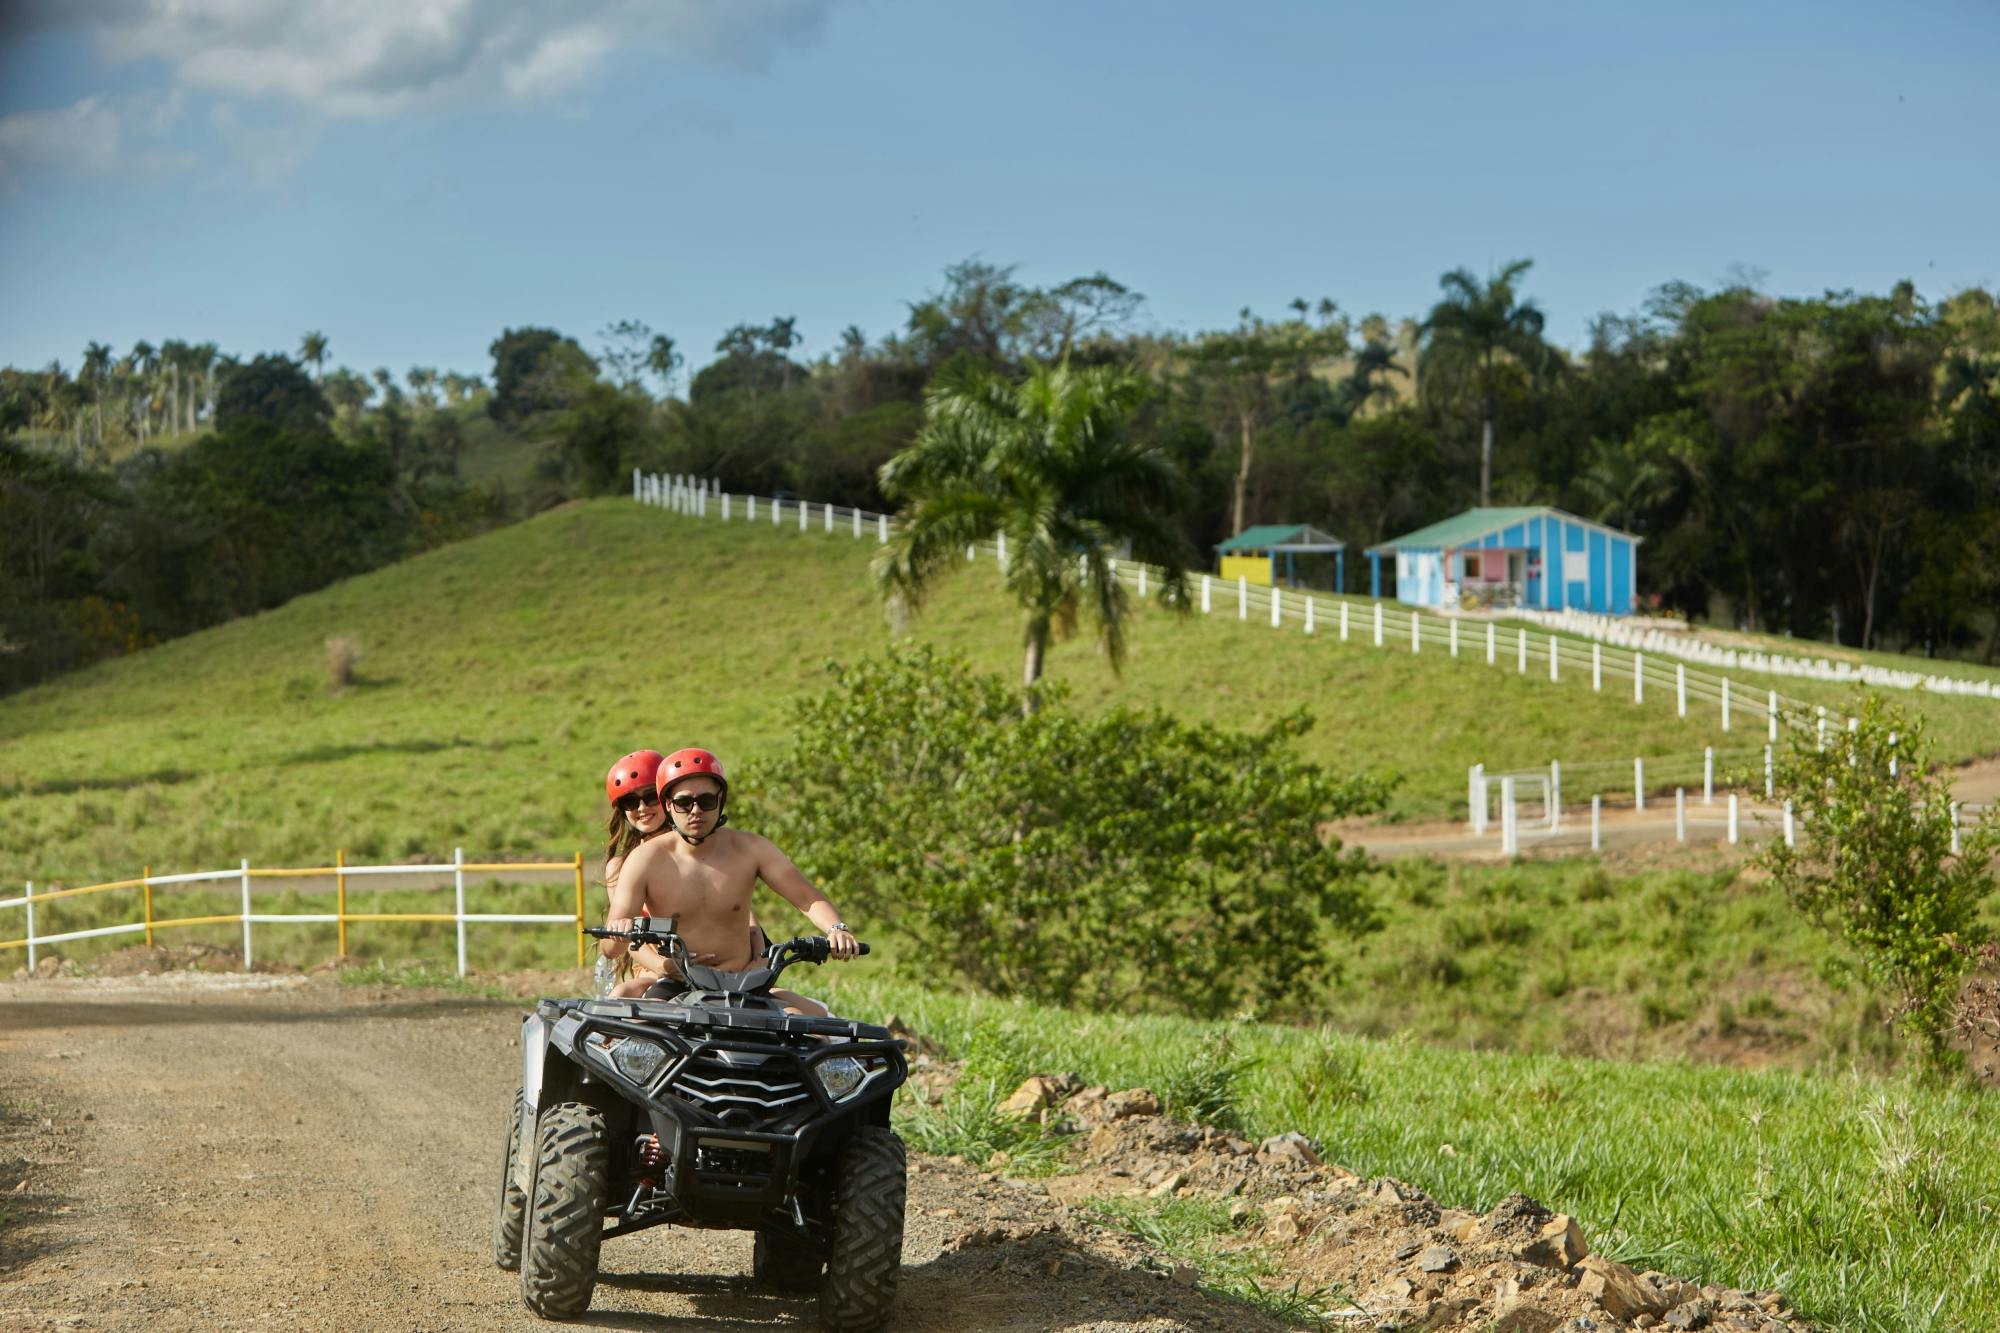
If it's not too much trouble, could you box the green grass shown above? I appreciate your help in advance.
[1081,1196,1345,1326]
[7,498,1999,891]
[810,971,2000,1333]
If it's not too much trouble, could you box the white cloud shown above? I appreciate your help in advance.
[0,92,190,187]
[45,0,830,119]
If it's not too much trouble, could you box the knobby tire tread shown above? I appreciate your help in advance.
[491,1087,527,1270]
[519,1100,610,1320]
[818,1126,906,1333]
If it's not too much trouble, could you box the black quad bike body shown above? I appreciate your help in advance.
[493,918,909,1331]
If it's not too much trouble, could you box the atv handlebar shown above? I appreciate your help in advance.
[585,917,867,982]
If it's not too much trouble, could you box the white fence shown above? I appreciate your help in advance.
[2,852,586,975]
[1514,607,2000,700]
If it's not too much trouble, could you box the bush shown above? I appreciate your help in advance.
[756,646,1393,1018]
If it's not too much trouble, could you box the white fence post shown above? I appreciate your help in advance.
[1469,764,1486,835]
[1271,587,1282,628]
[1635,651,1645,703]
[1634,758,1646,811]
[1764,745,1774,799]
[1304,597,1315,634]
[1516,629,1527,674]
[1721,678,1731,731]
[1728,793,1740,845]
[772,496,782,526]
[1951,802,1961,856]
[1238,576,1248,621]
[852,507,861,539]
[240,858,252,971]
[1341,602,1350,641]
[1374,603,1383,646]
[454,847,468,979]
[1676,788,1687,842]
[878,513,888,543]
[802,500,810,532]
[748,494,757,522]
[1704,747,1714,804]
[1677,663,1687,718]
[1139,566,1148,598]
[722,492,731,521]
[1593,643,1602,692]
[824,502,834,532]
[1201,576,1212,613]
[1550,760,1562,833]
[1411,611,1420,653]
[1450,618,1459,657]
[1591,796,1602,852]
[997,531,1007,568]
[1768,690,1778,743]
[24,881,34,972]
[1486,622,1495,665]
[1784,801,1796,848]
[1501,777,1519,856]
[1549,634,1559,682]
[631,467,641,501]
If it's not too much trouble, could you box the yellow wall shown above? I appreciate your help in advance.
[1218,555,1273,585]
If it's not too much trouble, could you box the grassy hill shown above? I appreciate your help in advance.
[6,496,2000,887]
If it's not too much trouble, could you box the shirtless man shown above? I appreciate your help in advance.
[600,748,858,1008]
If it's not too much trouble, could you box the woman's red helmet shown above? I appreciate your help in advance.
[659,747,726,797]
[605,749,665,804]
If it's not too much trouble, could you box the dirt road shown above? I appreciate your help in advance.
[0,974,1283,1333]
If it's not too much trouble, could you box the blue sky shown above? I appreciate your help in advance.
[2,0,1995,382]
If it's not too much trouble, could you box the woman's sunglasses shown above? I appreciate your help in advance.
[614,788,660,814]
[667,791,721,814]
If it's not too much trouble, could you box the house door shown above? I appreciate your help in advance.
[1507,552,1525,584]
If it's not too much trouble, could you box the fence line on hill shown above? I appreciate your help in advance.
[1,852,587,974]
[634,471,1868,741]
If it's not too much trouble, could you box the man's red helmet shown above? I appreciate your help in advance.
[605,750,665,804]
[659,747,727,797]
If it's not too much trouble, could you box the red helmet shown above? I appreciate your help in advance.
[605,750,665,804]
[659,747,727,797]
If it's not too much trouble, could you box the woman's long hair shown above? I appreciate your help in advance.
[602,805,654,983]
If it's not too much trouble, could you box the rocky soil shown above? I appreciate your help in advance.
[1,964,1813,1332]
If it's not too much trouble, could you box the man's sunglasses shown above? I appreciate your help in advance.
[667,791,721,814]
[614,788,660,814]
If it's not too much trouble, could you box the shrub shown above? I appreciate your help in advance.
[324,633,362,693]
[756,645,1393,1017]
[1757,694,2000,1072]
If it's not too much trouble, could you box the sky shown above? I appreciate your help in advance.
[1,0,1996,382]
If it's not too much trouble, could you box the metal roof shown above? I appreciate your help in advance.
[1364,506,1640,554]
[1215,523,1346,553]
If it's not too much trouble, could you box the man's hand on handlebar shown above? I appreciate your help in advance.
[825,925,860,961]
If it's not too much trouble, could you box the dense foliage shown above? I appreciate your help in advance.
[1758,694,2000,1069]
[754,646,1392,1018]
[6,258,1999,695]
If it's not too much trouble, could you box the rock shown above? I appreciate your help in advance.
[1521,1214,1589,1269]
[997,1075,1073,1119]
[1221,1134,1255,1156]
[1100,1088,1162,1120]
[1147,1171,1186,1199]
[1226,1201,1252,1225]
[1577,1257,1674,1320]
[1065,1085,1112,1122]
[1663,1300,1713,1330]
[1416,1244,1458,1273]
[1263,1213,1301,1243]
[1491,1302,1565,1333]
[1393,1240,1423,1261]
[882,1014,943,1058]
[1257,1131,1322,1166]
[1441,1207,1481,1240]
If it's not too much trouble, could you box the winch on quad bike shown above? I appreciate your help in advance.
[493,916,909,1332]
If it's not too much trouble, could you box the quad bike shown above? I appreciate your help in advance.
[493,917,909,1331]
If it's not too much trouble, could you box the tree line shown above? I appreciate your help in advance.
[4,258,1998,696]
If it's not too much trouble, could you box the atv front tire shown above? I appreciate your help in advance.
[817,1126,906,1332]
[754,1229,824,1292]
[519,1099,610,1319]
[491,1088,527,1270]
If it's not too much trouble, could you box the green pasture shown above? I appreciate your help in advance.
[5,497,2000,890]
[838,972,2000,1333]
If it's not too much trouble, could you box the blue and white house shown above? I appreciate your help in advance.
[1363,506,1640,614]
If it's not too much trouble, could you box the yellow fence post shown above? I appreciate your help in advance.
[143,865,154,948]
[336,849,348,959]
[573,852,586,967]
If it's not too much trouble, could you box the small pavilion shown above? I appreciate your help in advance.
[1215,524,1347,590]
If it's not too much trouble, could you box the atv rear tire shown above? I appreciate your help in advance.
[817,1126,905,1332]
[518,1099,610,1319]
[491,1088,527,1270]
[754,1229,825,1292]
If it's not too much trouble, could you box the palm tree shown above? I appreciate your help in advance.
[299,331,329,382]
[1574,437,1673,532]
[81,341,113,451]
[873,362,1193,708]
[1419,259,1552,506]
[130,340,158,442]
[407,366,437,411]
[190,342,220,431]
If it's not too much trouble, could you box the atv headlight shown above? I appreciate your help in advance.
[586,1033,671,1085]
[815,1055,868,1101]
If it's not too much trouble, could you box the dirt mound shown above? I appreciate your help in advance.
[1011,1077,1810,1332]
